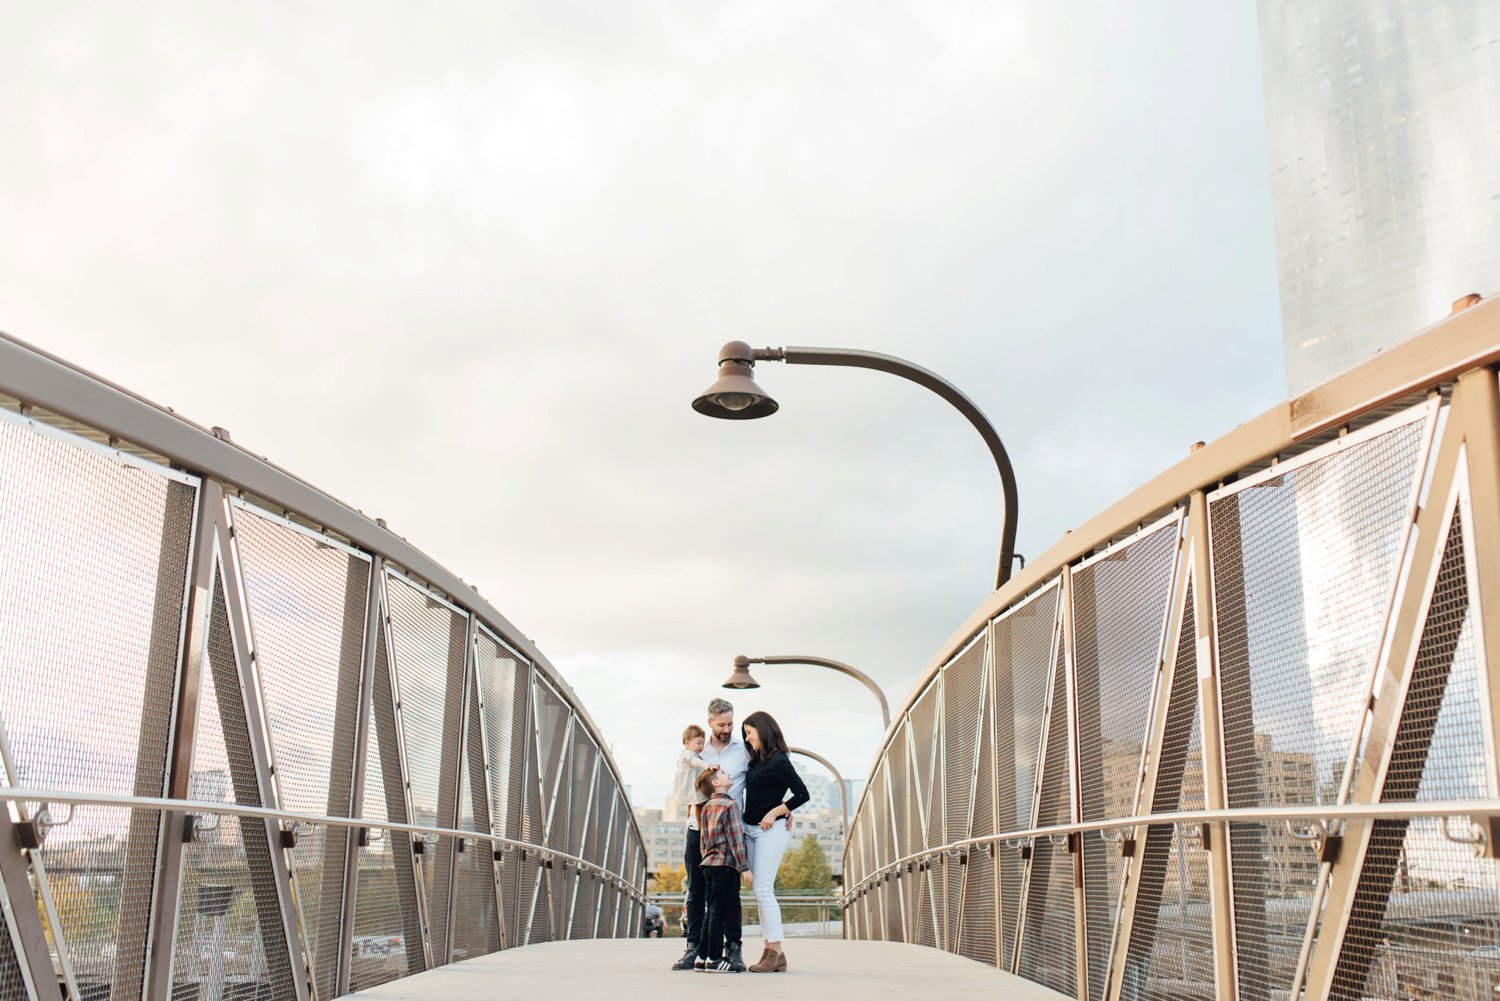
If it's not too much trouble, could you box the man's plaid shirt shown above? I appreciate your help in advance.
[699,792,749,871]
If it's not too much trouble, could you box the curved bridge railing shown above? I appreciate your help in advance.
[841,297,1500,1001]
[0,333,647,1000]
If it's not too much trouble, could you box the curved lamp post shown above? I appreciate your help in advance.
[788,746,849,836]
[723,654,891,730]
[692,341,1021,590]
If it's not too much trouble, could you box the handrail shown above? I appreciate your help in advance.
[0,787,646,901]
[839,798,1500,905]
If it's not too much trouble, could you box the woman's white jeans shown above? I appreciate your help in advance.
[744,821,790,942]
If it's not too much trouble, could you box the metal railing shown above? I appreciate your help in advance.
[646,893,844,939]
[841,297,1500,1001]
[0,332,648,1000]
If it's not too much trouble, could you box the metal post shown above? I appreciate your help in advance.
[216,507,313,1001]
[309,552,372,995]
[118,477,200,1001]
[929,676,946,953]
[335,556,383,996]
[763,346,1021,590]
[370,577,428,976]
[0,805,55,998]
[1012,591,1066,974]
[141,478,216,1001]
[1107,516,1191,1001]
[1453,371,1500,797]
[1187,490,1239,1001]
[1061,566,1089,1001]
[436,613,475,964]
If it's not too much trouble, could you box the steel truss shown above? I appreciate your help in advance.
[0,334,647,1000]
[842,300,1500,1001]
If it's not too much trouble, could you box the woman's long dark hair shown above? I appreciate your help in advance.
[742,710,789,763]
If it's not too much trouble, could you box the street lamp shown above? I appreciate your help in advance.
[788,747,849,836]
[723,654,891,730]
[692,341,1021,590]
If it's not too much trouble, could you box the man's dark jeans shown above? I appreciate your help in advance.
[683,828,705,950]
[702,865,742,963]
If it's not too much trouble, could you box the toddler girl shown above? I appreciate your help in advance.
[672,724,716,822]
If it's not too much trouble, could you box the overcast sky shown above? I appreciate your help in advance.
[1,2,1284,809]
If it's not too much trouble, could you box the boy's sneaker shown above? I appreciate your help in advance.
[671,946,697,971]
[693,957,709,972]
[709,958,737,974]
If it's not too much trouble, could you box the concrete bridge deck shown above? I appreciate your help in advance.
[349,939,1072,1000]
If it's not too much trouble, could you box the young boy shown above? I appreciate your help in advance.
[694,767,748,973]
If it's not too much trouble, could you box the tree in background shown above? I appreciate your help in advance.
[649,862,688,937]
[776,834,833,892]
[650,862,687,893]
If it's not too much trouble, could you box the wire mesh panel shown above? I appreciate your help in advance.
[942,638,984,952]
[0,918,26,1001]
[1017,636,1077,996]
[1209,406,1430,1001]
[519,708,546,946]
[1331,505,1500,998]
[908,684,942,949]
[474,628,529,948]
[533,678,572,943]
[573,762,608,940]
[170,572,298,1001]
[0,415,199,997]
[885,719,910,876]
[1121,584,1215,1001]
[452,668,501,962]
[601,793,626,939]
[991,581,1061,970]
[877,768,902,942]
[385,572,468,965]
[959,650,999,966]
[563,726,595,937]
[1072,521,1179,1001]
[589,794,617,939]
[350,625,424,990]
[231,504,371,996]
[523,676,570,945]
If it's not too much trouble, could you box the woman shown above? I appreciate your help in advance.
[740,710,809,973]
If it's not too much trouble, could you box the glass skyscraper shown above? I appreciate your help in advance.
[1259,1,1500,394]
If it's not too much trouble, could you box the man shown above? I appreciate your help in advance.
[672,696,749,972]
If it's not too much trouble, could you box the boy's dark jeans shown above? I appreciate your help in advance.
[702,864,742,962]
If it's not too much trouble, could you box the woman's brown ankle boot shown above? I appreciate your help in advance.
[749,947,779,973]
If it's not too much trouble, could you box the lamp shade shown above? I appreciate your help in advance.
[692,341,778,420]
[721,658,761,689]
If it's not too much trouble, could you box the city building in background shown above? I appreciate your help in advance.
[1259,1,1500,393]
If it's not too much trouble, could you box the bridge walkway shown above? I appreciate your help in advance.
[348,939,1072,1000]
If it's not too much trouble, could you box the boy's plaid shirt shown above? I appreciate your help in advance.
[698,792,749,871]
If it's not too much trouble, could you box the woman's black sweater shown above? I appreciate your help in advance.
[743,751,811,826]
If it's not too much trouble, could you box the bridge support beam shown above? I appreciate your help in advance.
[1186,489,1241,1001]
